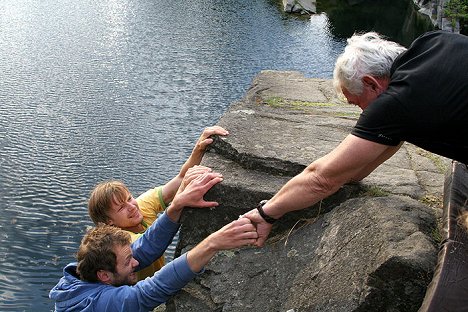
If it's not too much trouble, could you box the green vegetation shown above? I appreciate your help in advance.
[263,97,360,119]
[445,0,468,34]
[431,226,442,244]
[416,148,449,174]
[359,185,389,197]
[420,194,443,245]
[264,96,336,108]
[420,194,443,208]
[335,112,361,118]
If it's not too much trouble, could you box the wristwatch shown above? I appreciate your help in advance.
[257,200,278,224]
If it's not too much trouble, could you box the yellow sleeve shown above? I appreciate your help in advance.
[136,186,167,226]
[127,231,165,280]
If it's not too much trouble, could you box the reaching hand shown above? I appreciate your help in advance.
[178,165,212,193]
[176,126,228,189]
[208,217,258,250]
[193,126,229,152]
[242,208,273,247]
[172,171,223,209]
[186,217,258,272]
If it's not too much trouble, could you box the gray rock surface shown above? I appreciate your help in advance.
[168,71,451,312]
[283,0,317,14]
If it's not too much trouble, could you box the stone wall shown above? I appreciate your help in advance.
[167,71,451,312]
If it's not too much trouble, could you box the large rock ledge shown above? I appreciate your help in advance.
[169,71,451,311]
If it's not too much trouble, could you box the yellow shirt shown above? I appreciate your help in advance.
[127,186,167,280]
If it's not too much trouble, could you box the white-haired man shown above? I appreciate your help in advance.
[244,30,468,245]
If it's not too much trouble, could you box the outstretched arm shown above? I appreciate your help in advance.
[134,218,257,311]
[133,170,224,267]
[162,126,229,204]
[186,218,258,272]
[244,134,400,246]
[350,141,402,182]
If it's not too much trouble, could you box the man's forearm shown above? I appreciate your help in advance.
[262,163,342,219]
[136,254,198,310]
[186,236,217,273]
[262,135,394,219]
[185,218,257,270]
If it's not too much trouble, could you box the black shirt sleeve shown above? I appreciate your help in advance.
[352,93,404,146]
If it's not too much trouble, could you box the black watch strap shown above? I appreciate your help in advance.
[257,200,278,224]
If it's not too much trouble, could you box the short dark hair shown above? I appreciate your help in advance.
[76,224,131,282]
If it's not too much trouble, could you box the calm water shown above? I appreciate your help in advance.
[0,0,432,310]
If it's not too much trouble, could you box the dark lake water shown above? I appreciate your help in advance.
[0,0,433,310]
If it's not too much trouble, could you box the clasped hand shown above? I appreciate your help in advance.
[173,166,273,248]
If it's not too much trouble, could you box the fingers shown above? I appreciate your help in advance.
[182,173,200,186]
[197,126,229,150]
[219,219,259,248]
[234,233,259,248]
[186,171,223,187]
[242,208,264,223]
[230,219,258,238]
[203,174,223,189]
[205,204,272,248]
[204,212,268,250]
[183,166,213,186]
[238,209,272,247]
[186,165,212,175]
[237,238,258,247]
[191,171,223,190]
[197,137,214,150]
[197,200,219,208]
[240,229,259,240]
[201,126,229,139]
[254,236,268,247]
[233,217,256,229]
[177,172,223,209]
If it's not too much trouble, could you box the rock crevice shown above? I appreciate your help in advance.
[169,71,450,312]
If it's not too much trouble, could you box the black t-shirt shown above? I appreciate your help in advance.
[351,31,468,163]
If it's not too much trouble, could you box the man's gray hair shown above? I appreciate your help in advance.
[333,32,407,96]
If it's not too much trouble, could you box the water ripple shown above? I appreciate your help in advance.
[0,0,352,310]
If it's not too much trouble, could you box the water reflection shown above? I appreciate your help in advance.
[0,0,433,311]
[321,0,435,46]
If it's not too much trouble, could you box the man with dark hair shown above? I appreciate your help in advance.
[50,172,258,311]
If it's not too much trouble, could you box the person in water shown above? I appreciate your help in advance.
[50,171,258,311]
[87,126,228,280]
